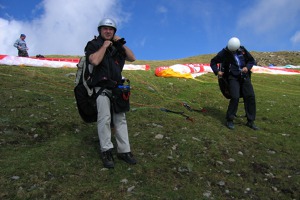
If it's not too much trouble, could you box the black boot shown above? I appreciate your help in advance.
[226,120,234,130]
[246,121,259,130]
[117,152,137,164]
[101,149,114,169]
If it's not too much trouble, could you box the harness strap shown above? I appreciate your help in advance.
[122,91,130,100]
[82,59,94,96]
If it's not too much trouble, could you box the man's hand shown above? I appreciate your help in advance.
[103,40,113,48]
[113,35,121,41]
[218,71,224,76]
[241,67,248,73]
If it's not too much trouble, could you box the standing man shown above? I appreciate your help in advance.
[84,18,137,168]
[14,34,29,57]
[210,37,259,130]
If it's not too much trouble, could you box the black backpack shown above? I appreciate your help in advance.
[74,56,104,123]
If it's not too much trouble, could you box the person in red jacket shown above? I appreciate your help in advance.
[210,37,259,130]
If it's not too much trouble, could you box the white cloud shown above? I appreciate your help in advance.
[139,37,146,47]
[0,0,129,56]
[290,31,300,44]
[156,5,169,25]
[237,0,300,34]
[157,6,168,14]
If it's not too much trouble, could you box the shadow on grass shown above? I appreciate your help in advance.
[201,106,226,123]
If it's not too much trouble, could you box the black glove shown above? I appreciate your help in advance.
[113,38,126,52]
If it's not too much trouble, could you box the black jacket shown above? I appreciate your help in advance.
[210,46,256,77]
[84,36,126,87]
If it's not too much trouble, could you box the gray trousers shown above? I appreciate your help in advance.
[96,88,131,153]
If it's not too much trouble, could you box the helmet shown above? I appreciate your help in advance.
[227,37,240,51]
[98,18,117,31]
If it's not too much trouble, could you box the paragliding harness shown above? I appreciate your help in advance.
[74,56,107,123]
[106,37,131,114]
[217,63,232,99]
[218,67,252,100]
[111,79,131,113]
[217,48,252,99]
[74,39,131,123]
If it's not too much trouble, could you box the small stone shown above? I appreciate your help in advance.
[216,161,223,165]
[178,167,189,172]
[11,176,20,180]
[203,191,211,197]
[172,144,178,150]
[133,132,140,137]
[267,150,276,154]
[127,186,135,192]
[217,181,225,186]
[192,137,200,141]
[155,134,164,139]
[148,86,155,91]
[75,129,80,133]
[120,179,128,184]
[244,188,251,193]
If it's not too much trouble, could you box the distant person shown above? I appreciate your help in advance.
[13,34,29,57]
[210,37,259,130]
[84,18,137,168]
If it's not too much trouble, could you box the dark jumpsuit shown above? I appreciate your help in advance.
[210,46,257,122]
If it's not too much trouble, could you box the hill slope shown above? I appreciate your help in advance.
[0,52,299,199]
[133,51,300,68]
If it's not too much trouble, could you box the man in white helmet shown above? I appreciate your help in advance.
[210,37,259,130]
[84,18,137,168]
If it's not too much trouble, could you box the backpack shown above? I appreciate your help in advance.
[74,56,105,123]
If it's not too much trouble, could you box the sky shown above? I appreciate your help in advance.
[0,0,299,60]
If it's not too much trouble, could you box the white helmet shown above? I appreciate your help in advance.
[98,18,117,31]
[227,37,240,51]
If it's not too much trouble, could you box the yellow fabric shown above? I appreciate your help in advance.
[156,68,193,79]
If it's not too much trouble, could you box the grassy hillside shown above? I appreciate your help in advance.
[0,52,299,199]
[46,51,300,67]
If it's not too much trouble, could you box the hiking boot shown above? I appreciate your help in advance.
[117,152,137,165]
[226,121,234,130]
[101,149,114,169]
[246,121,259,130]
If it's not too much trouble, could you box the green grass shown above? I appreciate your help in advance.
[0,55,300,199]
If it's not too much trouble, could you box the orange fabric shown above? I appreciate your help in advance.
[156,68,193,79]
